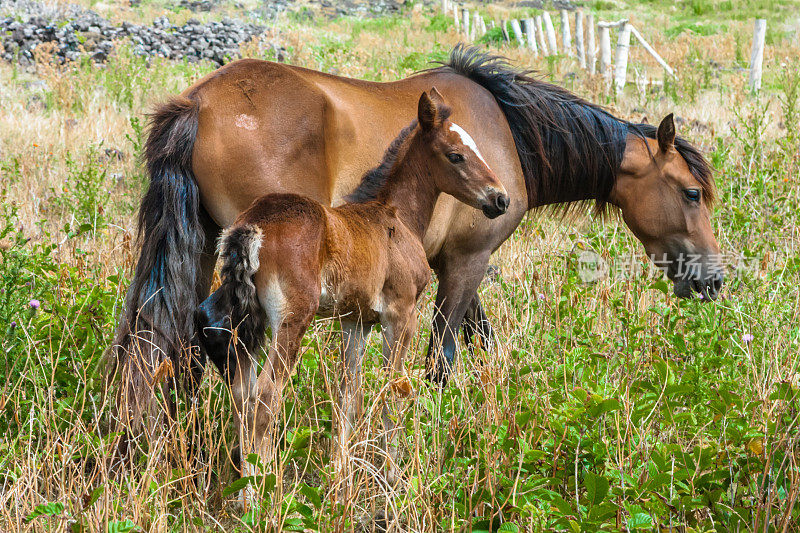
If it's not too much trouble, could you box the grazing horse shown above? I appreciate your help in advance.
[113,46,722,433]
[195,89,508,476]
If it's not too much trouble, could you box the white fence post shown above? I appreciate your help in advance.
[614,21,632,93]
[535,15,548,55]
[543,12,558,54]
[462,8,470,40]
[575,10,586,69]
[479,16,487,37]
[524,18,539,56]
[510,19,525,47]
[501,19,510,42]
[599,25,611,82]
[749,19,767,92]
[560,9,572,56]
[587,13,596,74]
[453,5,459,31]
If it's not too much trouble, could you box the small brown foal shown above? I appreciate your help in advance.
[196,88,509,482]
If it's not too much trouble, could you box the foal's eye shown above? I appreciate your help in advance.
[683,189,701,202]
[447,152,464,164]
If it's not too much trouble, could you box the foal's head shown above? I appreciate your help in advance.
[611,114,723,300]
[416,88,509,219]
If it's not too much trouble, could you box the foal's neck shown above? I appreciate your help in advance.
[377,144,439,239]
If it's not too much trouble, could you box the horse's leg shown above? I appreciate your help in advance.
[461,294,495,358]
[335,320,367,477]
[380,302,416,485]
[425,252,490,385]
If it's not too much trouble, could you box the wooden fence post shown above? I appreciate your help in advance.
[479,16,487,37]
[614,21,632,93]
[462,8,470,40]
[587,13,596,74]
[543,12,558,54]
[535,15,548,55]
[453,5,459,31]
[501,19,510,42]
[575,10,586,69]
[441,0,448,14]
[599,25,611,82]
[524,18,539,56]
[560,9,572,56]
[629,25,676,78]
[510,19,525,47]
[749,19,766,92]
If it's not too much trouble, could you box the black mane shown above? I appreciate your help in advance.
[345,104,454,204]
[434,45,715,211]
[344,120,418,204]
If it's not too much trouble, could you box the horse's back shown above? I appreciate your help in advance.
[190,60,333,227]
[187,58,528,260]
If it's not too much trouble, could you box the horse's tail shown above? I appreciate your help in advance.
[112,96,202,433]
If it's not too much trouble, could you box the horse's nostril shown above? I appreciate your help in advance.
[495,194,509,212]
[704,272,724,300]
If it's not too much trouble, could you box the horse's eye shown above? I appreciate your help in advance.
[683,189,701,202]
[447,153,464,164]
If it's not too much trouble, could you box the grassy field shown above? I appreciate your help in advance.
[0,0,799,531]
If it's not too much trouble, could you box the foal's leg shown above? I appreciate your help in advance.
[380,302,416,484]
[426,252,491,385]
[231,343,259,479]
[250,291,318,469]
[335,320,367,471]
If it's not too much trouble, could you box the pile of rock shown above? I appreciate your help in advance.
[0,5,280,66]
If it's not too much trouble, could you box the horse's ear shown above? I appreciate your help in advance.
[657,113,676,153]
[418,91,438,131]
[429,86,446,107]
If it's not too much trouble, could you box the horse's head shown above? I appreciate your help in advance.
[611,114,723,300]
[417,88,509,219]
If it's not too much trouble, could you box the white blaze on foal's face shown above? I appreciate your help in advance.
[449,122,488,166]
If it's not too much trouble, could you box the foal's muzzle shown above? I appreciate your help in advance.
[481,190,510,219]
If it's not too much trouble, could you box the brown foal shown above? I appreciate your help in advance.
[196,89,508,480]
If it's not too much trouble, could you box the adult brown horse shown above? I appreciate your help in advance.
[113,46,722,431]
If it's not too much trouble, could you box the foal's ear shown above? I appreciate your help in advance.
[418,91,439,131]
[657,113,676,153]
[429,86,446,107]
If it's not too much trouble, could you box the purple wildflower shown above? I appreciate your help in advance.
[29,299,40,310]
[742,333,754,344]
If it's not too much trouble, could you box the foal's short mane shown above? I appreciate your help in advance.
[344,106,453,204]
[433,45,715,211]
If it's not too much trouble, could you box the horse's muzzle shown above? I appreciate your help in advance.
[673,272,724,301]
[481,192,510,219]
